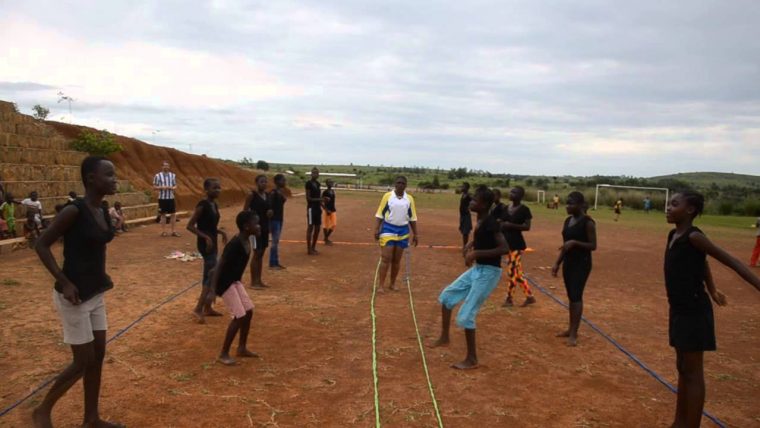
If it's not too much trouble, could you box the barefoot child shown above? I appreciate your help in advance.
[210,210,261,365]
[245,175,272,288]
[431,185,508,369]
[663,191,760,428]
[374,176,419,292]
[268,174,288,270]
[187,178,228,323]
[305,167,322,255]
[458,182,472,250]
[552,191,597,347]
[322,179,337,245]
[499,186,536,307]
[33,156,123,428]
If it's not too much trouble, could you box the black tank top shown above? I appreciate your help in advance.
[196,199,220,254]
[561,215,593,263]
[474,214,502,267]
[664,226,708,310]
[249,191,270,233]
[57,199,115,301]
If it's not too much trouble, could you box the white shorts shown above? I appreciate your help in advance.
[53,290,108,345]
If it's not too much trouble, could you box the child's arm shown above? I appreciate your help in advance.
[703,261,727,306]
[465,228,508,264]
[35,205,81,304]
[551,249,565,277]
[374,217,383,241]
[208,256,225,296]
[409,220,418,247]
[243,192,253,212]
[219,229,228,245]
[562,220,597,253]
[690,231,760,293]
[501,218,531,232]
[186,204,214,249]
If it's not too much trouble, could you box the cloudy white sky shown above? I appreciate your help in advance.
[2,0,759,176]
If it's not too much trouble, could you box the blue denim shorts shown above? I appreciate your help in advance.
[438,264,502,329]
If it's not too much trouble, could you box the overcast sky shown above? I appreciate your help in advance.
[2,0,759,176]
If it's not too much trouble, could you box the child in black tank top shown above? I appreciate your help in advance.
[187,178,228,324]
[245,175,273,289]
[663,192,760,428]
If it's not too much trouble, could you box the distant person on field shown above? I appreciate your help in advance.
[305,167,323,255]
[643,196,652,214]
[430,185,508,369]
[109,201,127,233]
[662,191,760,427]
[552,194,560,209]
[552,191,597,347]
[0,192,20,238]
[374,176,418,292]
[613,197,623,221]
[33,156,123,428]
[322,179,337,245]
[268,174,288,270]
[187,178,227,323]
[153,160,179,237]
[458,182,472,250]
[245,175,272,288]
[210,210,261,366]
[499,186,536,307]
[750,217,760,267]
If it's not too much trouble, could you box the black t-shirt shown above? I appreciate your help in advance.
[562,215,594,263]
[216,235,253,296]
[502,204,532,251]
[196,199,220,255]
[664,227,708,311]
[248,191,270,233]
[269,189,286,221]
[322,189,336,212]
[491,202,506,220]
[58,199,115,301]
[474,214,502,267]
[305,180,321,207]
[459,193,472,217]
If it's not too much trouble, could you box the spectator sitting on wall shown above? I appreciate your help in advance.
[109,201,127,233]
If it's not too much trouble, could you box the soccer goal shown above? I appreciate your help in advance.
[536,190,546,204]
[593,184,669,213]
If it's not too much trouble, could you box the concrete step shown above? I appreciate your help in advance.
[1,163,81,181]
[0,132,71,151]
[0,112,34,124]
[0,146,86,165]
[14,192,151,216]
[0,121,58,138]
[120,203,160,221]
[2,180,135,199]
[126,210,189,227]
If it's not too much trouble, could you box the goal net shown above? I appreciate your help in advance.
[593,184,669,213]
[536,190,546,204]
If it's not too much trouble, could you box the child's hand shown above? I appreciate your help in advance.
[464,249,476,265]
[560,241,575,252]
[61,280,81,305]
[412,234,418,247]
[204,236,214,250]
[551,263,560,277]
[710,290,728,306]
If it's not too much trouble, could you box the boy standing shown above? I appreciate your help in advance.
[459,182,472,250]
[431,185,508,369]
[269,174,288,269]
[322,179,337,245]
[305,167,322,255]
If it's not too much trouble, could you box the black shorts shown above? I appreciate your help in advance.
[307,205,322,226]
[459,215,472,235]
[669,299,716,352]
[158,199,176,214]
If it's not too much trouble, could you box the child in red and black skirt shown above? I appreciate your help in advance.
[664,191,760,427]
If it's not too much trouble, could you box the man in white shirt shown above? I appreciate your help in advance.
[21,191,43,228]
[153,161,179,237]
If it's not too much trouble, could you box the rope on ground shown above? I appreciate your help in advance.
[0,280,200,418]
[524,275,727,428]
[371,259,382,428]
[404,249,445,428]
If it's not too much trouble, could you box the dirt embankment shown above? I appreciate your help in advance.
[46,121,273,209]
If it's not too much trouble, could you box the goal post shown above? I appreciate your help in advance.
[593,184,669,213]
[536,190,546,204]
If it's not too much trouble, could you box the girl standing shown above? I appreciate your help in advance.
[374,176,418,292]
[245,175,272,289]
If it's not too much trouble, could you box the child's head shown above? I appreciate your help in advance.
[311,167,320,180]
[509,186,525,203]
[666,191,704,224]
[30,191,38,201]
[492,188,501,203]
[566,191,585,215]
[326,179,334,188]
[203,178,221,199]
[68,191,77,199]
[461,182,470,193]
[235,210,260,235]
[273,173,286,188]
[255,174,268,191]
[394,176,407,194]
[114,201,122,210]
[81,156,117,196]
[470,185,495,213]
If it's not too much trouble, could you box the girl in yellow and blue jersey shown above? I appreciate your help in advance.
[374,176,418,292]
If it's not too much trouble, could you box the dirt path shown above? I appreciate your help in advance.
[1,192,759,427]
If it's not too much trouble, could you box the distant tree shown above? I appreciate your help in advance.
[11,102,19,113]
[525,178,534,186]
[71,130,122,156]
[256,160,270,171]
[432,175,441,189]
[32,104,50,120]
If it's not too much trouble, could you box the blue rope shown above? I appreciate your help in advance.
[0,280,200,418]
[524,275,727,428]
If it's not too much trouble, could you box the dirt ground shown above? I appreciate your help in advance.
[1,191,759,427]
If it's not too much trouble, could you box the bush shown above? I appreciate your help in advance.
[717,201,734,216]
[71,130,122,156]
[256,160,270,171]
[32,104,49,120]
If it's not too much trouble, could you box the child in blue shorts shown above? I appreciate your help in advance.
[430,185,508,369]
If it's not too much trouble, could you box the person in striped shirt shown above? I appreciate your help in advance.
[153,161,179,237]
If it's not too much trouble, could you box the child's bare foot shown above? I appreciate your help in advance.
[324,240,333,246]
[375,286,386,294]
[428,337,450,348]
[502,297,514,307]
[556,330,570,338]
[192,309,205,324]
[217,354,238,366]
[237,348,260,358]
[82,419,126,428]
[250,283,269,290]
[451,358,479,370]
[521,296,536,307]
[389,284,399,292]
[32,407,52,428]
[566,336,578,347]
[203,308,223,316]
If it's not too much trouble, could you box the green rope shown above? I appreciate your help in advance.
[404,250,445,428]
[371,258,382,428]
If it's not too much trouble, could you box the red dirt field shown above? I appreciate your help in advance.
[1,191,759,427]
